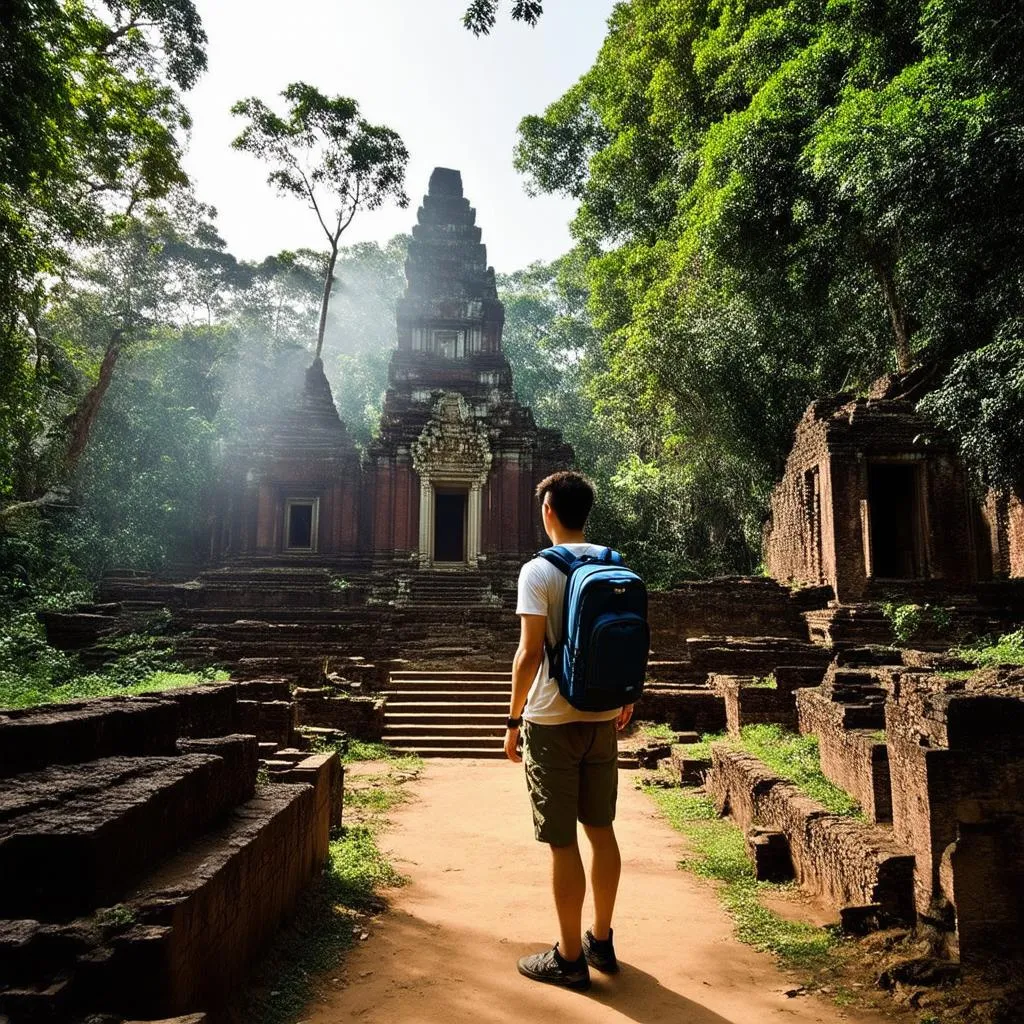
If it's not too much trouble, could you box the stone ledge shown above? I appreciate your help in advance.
[635,689,726,735]
[707,744,913,921]
[796,689,891,823]
[0,698,180,778]
[1,748,257,922]
[75,785,327,1018]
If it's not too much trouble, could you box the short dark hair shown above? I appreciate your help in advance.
[536,470,595,531]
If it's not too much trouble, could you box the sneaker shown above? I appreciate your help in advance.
[583,928,619,973]
[517,943,591,991]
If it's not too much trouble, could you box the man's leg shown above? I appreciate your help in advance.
[550,840,586,960]
[582,823,621,941]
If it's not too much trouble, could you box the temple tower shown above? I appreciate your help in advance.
[365,167,572,569]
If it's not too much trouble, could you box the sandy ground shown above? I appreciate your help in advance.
[303,759,894,1024]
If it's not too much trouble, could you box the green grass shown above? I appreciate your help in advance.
[953,628,1024,668]
[679,731,726,762]
[734,725,863,817]
[0,665,229,709]
[748,674,778,689]
[646,787,837,971]
[239,824,407,1024]
[340,739,423,773]
[238,744,419,1024]
[637,720,676,741]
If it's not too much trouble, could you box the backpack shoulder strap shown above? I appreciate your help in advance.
[537,545,576,577]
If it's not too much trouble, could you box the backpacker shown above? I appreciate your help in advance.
[538,545,650,712]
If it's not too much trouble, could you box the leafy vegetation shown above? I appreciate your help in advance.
[734,725,862,818]
[237,736,419,1024]
[677,726,861,817]
[0,610,227,710]
[636,721,677,741]
[231,84,409,359]
[514,0,1024,546]
[882,602,954,644]
[954,629,1024,669]
[646,786,836,970]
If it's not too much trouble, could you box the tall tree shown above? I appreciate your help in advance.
[1,0,207,512]
[515,0,1024,514]
[231,83,409,362]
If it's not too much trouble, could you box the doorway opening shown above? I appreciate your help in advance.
[434,489,467,563]
[867,463,923,578]
[284,498,318,552]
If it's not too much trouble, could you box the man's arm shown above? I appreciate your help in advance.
[505,613,546,763]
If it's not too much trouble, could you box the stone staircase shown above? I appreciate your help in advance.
[382,669,510,758]
[397,570,506,609]
[0,684,341,1022]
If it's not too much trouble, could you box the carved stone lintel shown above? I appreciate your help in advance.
[411,392,492,485]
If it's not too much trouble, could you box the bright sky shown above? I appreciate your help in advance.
[183,0,616,274]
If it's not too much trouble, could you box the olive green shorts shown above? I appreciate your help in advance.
[523,719,619,847]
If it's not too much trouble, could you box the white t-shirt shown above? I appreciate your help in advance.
[516,542,623,726]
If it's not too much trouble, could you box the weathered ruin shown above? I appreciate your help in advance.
[0,682,342,1022]
[209,167,571,573]
[765,392,984,601]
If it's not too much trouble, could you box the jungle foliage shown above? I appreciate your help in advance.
[514,0,1024,552]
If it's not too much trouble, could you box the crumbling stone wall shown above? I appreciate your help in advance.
[0,683,341,1022]
[765,394,983,601]
[885,670,1024,964]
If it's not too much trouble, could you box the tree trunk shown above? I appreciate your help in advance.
[872,258,913,372]
[314,243,339,362]
[63,329,123,475]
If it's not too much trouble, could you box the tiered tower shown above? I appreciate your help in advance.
[364,167,571,569]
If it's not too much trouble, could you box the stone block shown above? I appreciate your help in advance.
[0,698,180,778]
[155,683,239,738]
[235,678,292,702]
[75,785,328,1018]
[886,674,1024,962]
[236,699,295,747]
[715,676,798,737]
[293,693,385,740]
[634,689,726,735]
[280,751,344,834]
[707,745,913,921]
[669,744,711,786]
[0,751,249,921]
[797,689,892,823]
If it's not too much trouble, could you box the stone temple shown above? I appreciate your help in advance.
[210,167,572,574]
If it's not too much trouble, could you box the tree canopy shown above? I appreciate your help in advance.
[515,0,1024,508]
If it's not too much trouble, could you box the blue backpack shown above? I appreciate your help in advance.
[538,545,650,712]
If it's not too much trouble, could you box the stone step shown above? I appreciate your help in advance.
[385,745,507,759]
[0,739,256,922]
[382,690,511,704]
[384,680,510,693]
[70,784,327,1019]
[385,711,507,725]
[383,722,507,738]
[383,734,507,750]
[390,670,511,679]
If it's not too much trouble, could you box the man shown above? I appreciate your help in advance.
[504,470,634,992]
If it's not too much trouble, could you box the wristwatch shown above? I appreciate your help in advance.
[506,716,523,729]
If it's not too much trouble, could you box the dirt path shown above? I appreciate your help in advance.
[305,760,894,1024]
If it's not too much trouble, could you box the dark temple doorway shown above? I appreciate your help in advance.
[868,463,923,578]
[434,490,467,563]
[285,500,315,551]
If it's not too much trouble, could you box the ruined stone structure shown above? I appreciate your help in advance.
[211,167,571,572]
[0,681,343,1021]
[765,393,985,602]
